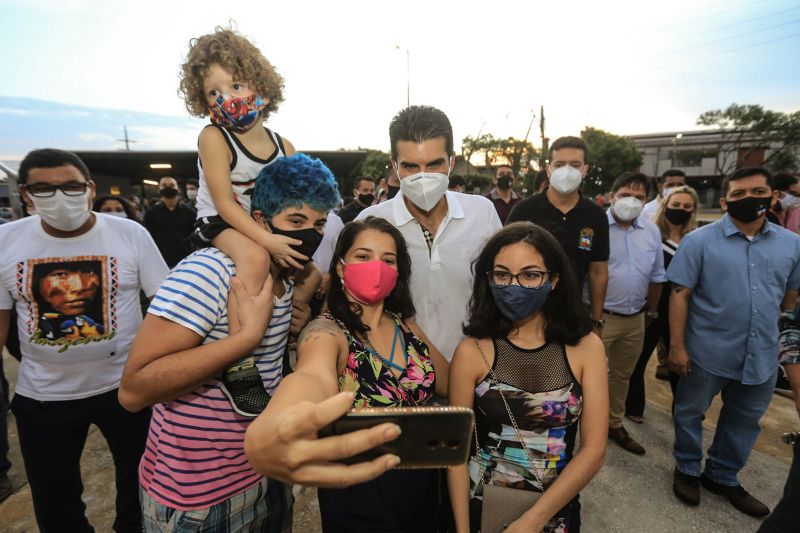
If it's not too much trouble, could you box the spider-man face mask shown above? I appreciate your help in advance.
[208,93,267,132]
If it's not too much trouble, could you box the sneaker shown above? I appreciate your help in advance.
[775,370,793,398]
[673,468,700,506]
[0,474,11,503]
[219,357,270,417]
[700,475,770,517]
[608,426,646,455]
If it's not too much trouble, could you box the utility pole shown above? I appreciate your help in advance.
[539,105,548,170]
[116,125,137,151]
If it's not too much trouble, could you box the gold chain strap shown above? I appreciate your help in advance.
[472,337,544,489]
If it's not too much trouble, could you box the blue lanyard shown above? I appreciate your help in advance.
[365,320,407,372]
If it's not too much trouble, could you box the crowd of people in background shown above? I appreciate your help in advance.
[1,25,800,533]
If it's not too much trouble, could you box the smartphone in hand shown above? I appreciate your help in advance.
[318,406,474,468]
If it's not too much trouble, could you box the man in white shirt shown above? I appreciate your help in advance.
[0,149,168,533]
[603,172,666,456]
[357,106,502,361]
[641,169,687,221]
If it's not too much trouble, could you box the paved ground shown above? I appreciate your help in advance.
[0,350,796,532]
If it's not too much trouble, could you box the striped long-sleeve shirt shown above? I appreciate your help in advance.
[139,248,293,510]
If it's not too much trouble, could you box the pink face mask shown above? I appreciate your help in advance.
[341,260,399,305]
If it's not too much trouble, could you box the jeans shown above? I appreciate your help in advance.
[11,388,151,533]
[672,363,776,486]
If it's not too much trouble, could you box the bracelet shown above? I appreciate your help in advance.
[591,318,605,329]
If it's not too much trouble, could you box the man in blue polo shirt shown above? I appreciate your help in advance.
[668,167,800,517]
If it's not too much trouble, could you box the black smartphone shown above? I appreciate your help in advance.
[318,406,474,469]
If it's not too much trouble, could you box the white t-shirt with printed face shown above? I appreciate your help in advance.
[0,214,168,401]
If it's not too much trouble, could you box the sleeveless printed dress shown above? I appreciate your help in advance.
[317,312,440,533]
[469,337,584,532]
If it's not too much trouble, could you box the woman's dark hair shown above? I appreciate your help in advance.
[92,195,139,221]
[463,222,592,345]
[327,216,415,334]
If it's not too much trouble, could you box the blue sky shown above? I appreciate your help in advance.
[1,0,799,158]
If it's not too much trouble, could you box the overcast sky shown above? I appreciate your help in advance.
[2,0,799,154]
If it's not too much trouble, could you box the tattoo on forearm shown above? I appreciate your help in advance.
[672,285,686,294]
[297,318,341,346]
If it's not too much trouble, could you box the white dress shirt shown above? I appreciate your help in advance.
[357,191,502,360]
[640,198,661,222]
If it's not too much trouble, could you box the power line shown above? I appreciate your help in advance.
[652,17,800,58]
[687,5,800,38]
[651,0,769,32]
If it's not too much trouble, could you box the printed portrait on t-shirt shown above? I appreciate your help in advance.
[21,256,118,351]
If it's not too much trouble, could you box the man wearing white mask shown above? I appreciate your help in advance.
[641,169,687,221]
[0,149,168,532]
[603,172,666,455]
[356,105,502,361]
[507,136,610,335]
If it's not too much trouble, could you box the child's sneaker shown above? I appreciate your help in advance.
[219,357,269,417]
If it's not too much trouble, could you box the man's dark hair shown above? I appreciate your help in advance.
[611,172,649,194]
[721,167,773,196]
[186,179,199,188]
[449,174,467,189]
[18,149,90,185]
[772,172,798,192]
[533,169,549,193]
[659,169,686,183]
[327,217,415,334]
[463,222,591,345]
[389,106,454,159]
[495,164,513,177]
[352,176,375,189]
[549,136,588,162]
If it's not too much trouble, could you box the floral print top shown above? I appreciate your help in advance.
[321,313,436,408]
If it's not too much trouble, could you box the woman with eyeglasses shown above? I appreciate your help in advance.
[447,222,607,533]
[625,185,700,421]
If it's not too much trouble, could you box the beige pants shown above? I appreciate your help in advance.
[602,312,645,428]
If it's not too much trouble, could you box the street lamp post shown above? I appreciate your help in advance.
[672,133,683,166]
[395,46,409,107]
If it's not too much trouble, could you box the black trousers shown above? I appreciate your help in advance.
[625,314,679,418]
[758,439,800,533]
[11,388,151,533]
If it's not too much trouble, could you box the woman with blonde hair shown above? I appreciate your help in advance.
[625,185,700,422]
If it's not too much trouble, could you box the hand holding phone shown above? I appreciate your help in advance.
[244,391,402,488]
[319,406,475,468]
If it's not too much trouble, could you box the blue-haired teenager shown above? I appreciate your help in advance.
[119,153,361,532]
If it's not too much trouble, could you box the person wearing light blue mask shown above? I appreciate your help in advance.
[448,222,608,533]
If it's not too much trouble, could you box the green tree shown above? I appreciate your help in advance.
[461,134,499,167]
[580,127,643,196]
[355,148,391,188]
[697,104,800,174]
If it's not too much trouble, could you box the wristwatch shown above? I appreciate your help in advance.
[645,311,659,320]
[591,318,605,329]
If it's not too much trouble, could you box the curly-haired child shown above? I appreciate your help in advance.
[179,27,312,417]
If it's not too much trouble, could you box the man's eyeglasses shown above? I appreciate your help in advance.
[26,182,88,198]
[487,270,550,289]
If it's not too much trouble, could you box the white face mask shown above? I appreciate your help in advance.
[612,196,644,222]
[779,194,800,211]
[30,190,91,231]
[186,189,198,200]
[397,161,450,212]
[104,211,128,218]
[549,165,583,194]
[661,187,674,199]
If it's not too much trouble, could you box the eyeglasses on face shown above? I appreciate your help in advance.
[25,182,88,198]
[487,269,550,289]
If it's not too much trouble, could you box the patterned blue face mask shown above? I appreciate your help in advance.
[489,280,552,322]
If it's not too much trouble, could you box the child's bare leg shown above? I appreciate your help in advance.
[212,229,270,333]
[211,228,271,416]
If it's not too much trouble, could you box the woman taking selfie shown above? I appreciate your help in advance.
[626,185,700,420]
[448,222,607,533]
[247,216,449,532]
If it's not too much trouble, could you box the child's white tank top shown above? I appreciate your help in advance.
[195,124,287,218]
